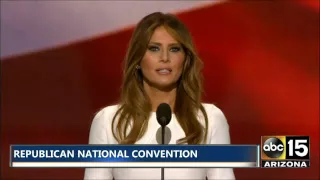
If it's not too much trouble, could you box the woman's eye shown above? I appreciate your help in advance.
[148,46,159,52]
[170,47,181,52]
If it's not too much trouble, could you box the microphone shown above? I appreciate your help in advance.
[156,127,171,144]
[156,103,172,180]
[156,103,172,128]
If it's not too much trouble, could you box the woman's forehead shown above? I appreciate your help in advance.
[149,26,179,44]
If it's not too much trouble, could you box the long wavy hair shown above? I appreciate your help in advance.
[112,12,208,145]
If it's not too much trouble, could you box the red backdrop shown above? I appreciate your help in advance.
[1,1,319,179]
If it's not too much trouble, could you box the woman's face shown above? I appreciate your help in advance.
[140,26,185,90]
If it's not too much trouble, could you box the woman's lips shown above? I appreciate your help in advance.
[156,68,172,75]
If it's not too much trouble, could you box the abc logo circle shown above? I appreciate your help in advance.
[263,137,284,158]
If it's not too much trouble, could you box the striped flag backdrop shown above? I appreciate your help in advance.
[1,0,319,179]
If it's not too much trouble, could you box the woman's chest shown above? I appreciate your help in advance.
[113,168,207,180]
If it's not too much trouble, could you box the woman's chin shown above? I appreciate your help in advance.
[155,82,178,91]
[147,81,176,91]
[143,78,178,91]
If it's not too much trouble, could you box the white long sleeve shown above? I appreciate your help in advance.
[206,105,235,180]
[84,103,235,180]
[84,109,114,180]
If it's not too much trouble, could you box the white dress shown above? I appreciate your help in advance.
[84,103,235,180]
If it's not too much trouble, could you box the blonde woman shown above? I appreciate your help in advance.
[84,12,235,180]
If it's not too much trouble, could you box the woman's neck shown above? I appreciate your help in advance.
[143,82,177,112]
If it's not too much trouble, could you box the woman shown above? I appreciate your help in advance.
[84,12,235,180]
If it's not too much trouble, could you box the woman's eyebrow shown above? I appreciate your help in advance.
[149,42,180,46]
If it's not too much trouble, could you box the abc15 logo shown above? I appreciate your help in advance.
[261,136,310,160]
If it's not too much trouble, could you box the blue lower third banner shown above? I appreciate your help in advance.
[10,145,259,168]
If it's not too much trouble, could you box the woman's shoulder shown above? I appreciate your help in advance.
[95,104,120,116]
[200,103,229,128]
[88,104,121,144]
[201,103,225,116]
[201,103,231,144]
[91,104,120,125]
